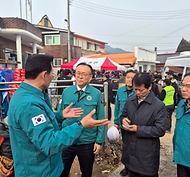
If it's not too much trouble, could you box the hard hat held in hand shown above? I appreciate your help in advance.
[107,126,120,141]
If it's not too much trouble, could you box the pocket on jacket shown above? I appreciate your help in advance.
[63,102,75,109]
[84,101,97,109]
[84,101,97,105]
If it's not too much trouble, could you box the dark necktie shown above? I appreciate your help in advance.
[78,90,83,101]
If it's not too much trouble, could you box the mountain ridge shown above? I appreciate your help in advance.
[104,45,129,54]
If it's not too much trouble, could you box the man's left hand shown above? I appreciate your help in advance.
[122,124,137,132]
[93,143,101,154]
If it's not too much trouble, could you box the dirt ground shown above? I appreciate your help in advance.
[69,106,177,177]
[69,141,122,177]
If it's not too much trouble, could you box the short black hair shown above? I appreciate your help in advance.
[25,54,53,79]
[103,72,110,79]
[64,69,72,76]
[133,72,151,89]
[126,69,136,76]
[76,62,93,74]
[163,79,171,86]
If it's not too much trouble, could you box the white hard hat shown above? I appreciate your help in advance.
[107,126,120,141]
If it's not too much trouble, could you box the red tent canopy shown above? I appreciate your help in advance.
[61,58,79,69]
[61,57,126,71]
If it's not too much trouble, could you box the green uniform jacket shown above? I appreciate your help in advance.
[173,99,190,167]
[59,84,105,145]
[8,82,84,177]
[114,86,135,126]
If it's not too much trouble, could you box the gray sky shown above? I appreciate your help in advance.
[1,0,190,53]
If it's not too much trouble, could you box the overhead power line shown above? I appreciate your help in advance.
[71,0,189,52]
[71,0,190,20]
[138,22,190,46]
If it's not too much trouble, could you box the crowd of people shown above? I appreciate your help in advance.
[1,54,190,177]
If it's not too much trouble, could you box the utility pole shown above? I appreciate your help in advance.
[67,0,71,62]
[19,0,22,18]
[30,0,33,23]
[25,0,28,20]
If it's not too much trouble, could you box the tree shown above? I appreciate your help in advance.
[176,38,190,52]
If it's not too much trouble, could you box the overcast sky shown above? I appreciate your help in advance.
[1,0,190,53]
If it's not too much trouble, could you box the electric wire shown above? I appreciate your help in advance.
[71,0,190,20]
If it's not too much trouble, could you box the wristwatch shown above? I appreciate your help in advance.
[77,120,82,126]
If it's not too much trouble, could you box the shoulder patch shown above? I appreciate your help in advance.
[32,114,46,126]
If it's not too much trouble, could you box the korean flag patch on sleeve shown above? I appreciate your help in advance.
[32,114,46,126]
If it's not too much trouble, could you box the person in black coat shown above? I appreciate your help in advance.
[89,71,103,92]
[150,74,161,99]
[57,69,73,95]
[120,73,167,177]
[103,72,114,120]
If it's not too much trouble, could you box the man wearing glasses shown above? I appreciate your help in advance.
[173,73,190,177]
[59,62,105,177]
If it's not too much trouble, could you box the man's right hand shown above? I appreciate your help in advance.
[81,109,110,128]
[114,124,119,129]
[122,118,131,129]
[63,103,83,118]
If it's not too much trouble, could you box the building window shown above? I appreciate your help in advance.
[45,35,60,45]
[143,65,147,72]
[44,18,48,27]
[95,44,99,51]
[151,65,155,71]
[87,42,91,50]
[53,58,63,66]
[139,66,142,72]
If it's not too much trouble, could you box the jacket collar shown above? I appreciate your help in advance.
[131,91,154,105]
[20,82,45,100]
[74,84,91,94]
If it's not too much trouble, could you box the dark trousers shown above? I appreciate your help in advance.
[166,105,174,130]
[129,170,158,177]
[60,143,95,177]
[121,128,129,172]
[108,101,112,120]
[177,164,190,177]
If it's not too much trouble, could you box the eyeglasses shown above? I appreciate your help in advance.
[181,83,190,89]
[75,72,91,77]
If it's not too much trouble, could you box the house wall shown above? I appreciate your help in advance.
[134,46,157,72]
[39,44,82,60]
[0,17,41,38]
[60,32,68,45]
[74,36,105,56]
[0,36,33,58]
[39,45,67,58]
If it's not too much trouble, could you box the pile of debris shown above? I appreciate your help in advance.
[94,140,122,174]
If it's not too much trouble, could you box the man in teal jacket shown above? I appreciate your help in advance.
[8,54,109,177]
[173,73,190,177]
[59,63,105,177]
[114,69,136,176]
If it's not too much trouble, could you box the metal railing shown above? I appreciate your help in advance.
[0,79,109,116]
[0,79,109,142]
